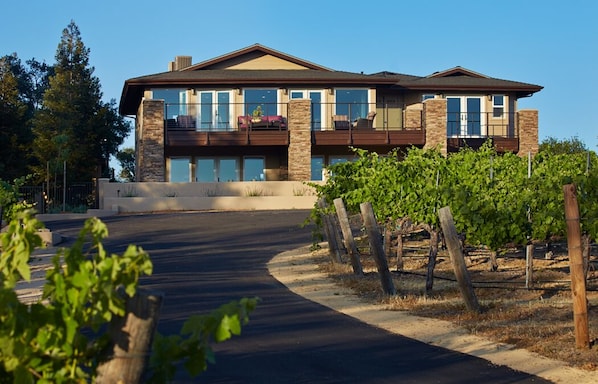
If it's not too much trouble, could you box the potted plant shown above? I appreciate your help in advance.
[251,106,263,123]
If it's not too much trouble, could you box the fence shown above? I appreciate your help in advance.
[19,182,96,213]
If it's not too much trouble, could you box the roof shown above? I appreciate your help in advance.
[119,46,543,115]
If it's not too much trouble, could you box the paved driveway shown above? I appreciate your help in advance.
[45,211,551,383]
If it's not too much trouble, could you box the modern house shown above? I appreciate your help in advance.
[119,44,542,183]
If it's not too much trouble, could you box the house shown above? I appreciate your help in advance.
[119,44,542,183]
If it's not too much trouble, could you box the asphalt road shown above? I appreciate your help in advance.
[44,211,552,384]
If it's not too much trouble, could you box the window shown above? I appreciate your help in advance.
[422,94,435,101]
[198,91,232,131]
[170,158,190,182]
[311,156,324,181]
[196,158,216,182]
[153,89,187,119]
[196,157,239,182]
[243,157,265,181]
[290,90,324,130]
[335,89,368,121]
[492,95,504,118]
[244,89,278,116]
[219,158,239,182]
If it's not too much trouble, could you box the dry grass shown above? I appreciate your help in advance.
[317,240,598,371]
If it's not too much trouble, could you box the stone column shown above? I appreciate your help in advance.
[423,98,447,155]
[137,100,165,182]
[517,109,539,157]
[287,99,312,181]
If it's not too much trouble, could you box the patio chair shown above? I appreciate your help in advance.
[333,115,350,130]
[353,111,376,130]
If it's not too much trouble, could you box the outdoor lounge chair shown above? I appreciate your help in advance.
[353,111,376,130]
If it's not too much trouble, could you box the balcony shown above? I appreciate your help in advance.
[446,111,519,153]
[162,102,521,152]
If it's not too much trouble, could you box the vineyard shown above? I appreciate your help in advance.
[310,143,598,369]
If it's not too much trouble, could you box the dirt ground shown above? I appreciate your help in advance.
[319,238,598,371]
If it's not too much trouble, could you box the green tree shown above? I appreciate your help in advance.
[32,21,129,183]
[116,147,135,182]
[0,56,32,180]
[539,136,588,155]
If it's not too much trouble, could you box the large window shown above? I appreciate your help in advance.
[196,157,239,182]
[244,89,278,116]
[170,158,190,182]
[335,89,368,121]
[243,157,265,181]
[153,89,187,119]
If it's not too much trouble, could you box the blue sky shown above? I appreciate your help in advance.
[2,0,596,156]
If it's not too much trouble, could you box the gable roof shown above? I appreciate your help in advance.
[184,43,332,71]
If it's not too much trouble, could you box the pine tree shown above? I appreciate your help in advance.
[32,21,129,182]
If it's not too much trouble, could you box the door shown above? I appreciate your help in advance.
[198,91,232,131]
[446,97,483,137]
[290,90,323,130]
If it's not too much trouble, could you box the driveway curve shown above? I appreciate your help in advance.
[45,210,553,383]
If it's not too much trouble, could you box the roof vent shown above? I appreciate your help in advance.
[168,56,192,71]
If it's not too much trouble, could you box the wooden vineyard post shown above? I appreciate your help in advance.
[438,206,480,313]
[562,184,590,349]
[360,202,396,295]
[333,198,363,275]
[525,244,534,289]
[96,289,164,383]
[317,198,342,263]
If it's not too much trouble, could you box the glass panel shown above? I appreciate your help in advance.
[446,98,461,136]
[311,157,324,181]
[466,98,481,135]
[153,89,186,119]
[219,158,239,182]
[290,91,304,99]
[310,91,322,130]
[200,92,213,131]
[217,92,230,130]
[170,158,189,182]
[196,158,216,182]
[335,89,368,121]
[245,89,277,116]
[243,157,265,181]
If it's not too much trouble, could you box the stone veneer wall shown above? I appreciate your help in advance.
[137,100,165,182]
[517,109,539,157]
[423,98,447,155]
[287,99,312,181]
[404,108,423,129]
